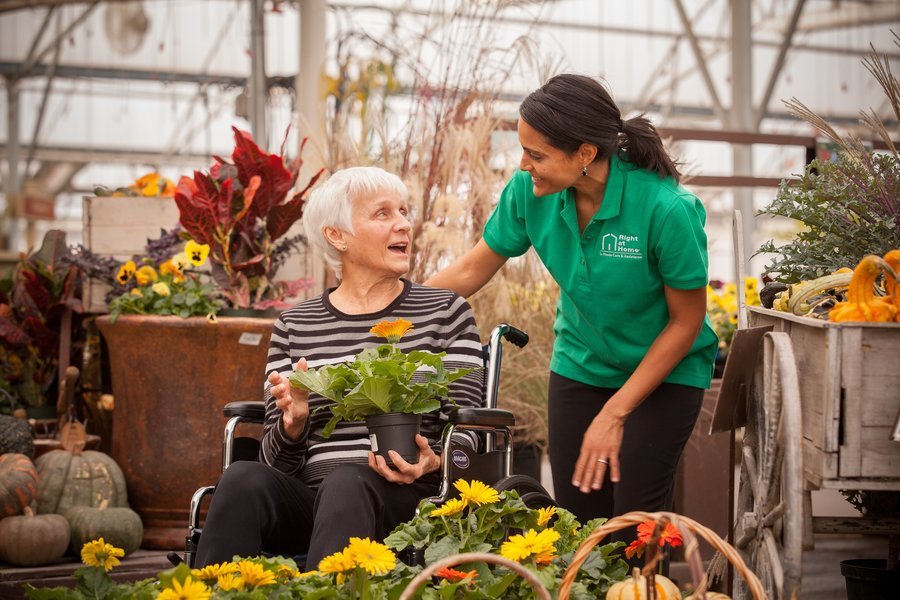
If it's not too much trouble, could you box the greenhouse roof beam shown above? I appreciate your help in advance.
[672,0,726,124]
[755,0,806,128]
[0,144,211,167]
[0,61,247,87]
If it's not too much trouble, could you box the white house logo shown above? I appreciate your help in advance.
[600,233,643,260]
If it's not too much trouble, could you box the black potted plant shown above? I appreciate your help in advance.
[289,318,475,465]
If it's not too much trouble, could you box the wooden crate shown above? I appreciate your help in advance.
[748,307,900,491]
[82,196,181,313]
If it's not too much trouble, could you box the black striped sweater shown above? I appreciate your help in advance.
[260,279,485,487]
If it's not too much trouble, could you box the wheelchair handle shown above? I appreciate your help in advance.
[484,323,529,411]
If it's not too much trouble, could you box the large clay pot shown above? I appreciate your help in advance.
[96,315,273,549]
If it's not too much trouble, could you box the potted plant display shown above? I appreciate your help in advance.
[289,318,475,464]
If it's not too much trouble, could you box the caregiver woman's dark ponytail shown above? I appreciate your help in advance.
[519,74,681,181]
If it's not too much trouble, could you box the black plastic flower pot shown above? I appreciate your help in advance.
[840,559,900,600]
[365,412,422,466]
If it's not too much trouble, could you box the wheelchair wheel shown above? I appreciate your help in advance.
[493,474,556,509]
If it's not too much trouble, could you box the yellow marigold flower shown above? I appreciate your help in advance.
[156,576,211,600]
[171,252,191,272]
[235,559,277,587]
[116,261,136,284]
[80,538,125,571]
[431,497,466,517]
[369,318,414,343]
[185,240,210,267]
[191,562,238,582]
[152,282,171,297]
[130,288,144,297]
[499,528,560,563]
[216,573,242,591]
[454,479,499,507]
[135,265,158,285]
[536,506,557,527]
[345,537,396,576]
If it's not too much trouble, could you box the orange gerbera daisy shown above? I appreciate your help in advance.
[636,520,683,548]
[369,318,414,343]
[436,567,477,583]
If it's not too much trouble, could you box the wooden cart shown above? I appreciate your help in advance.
[731,307,900,599]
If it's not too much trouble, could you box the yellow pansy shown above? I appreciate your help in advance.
[116,261,136,284]
[134,265,158,285]
[171,252,191,272]
[152,282,171,297]
[185,240,210,267]
[160,259,185,282]
[130,288,143,297]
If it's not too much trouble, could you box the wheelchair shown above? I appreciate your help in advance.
[175,323,555,568]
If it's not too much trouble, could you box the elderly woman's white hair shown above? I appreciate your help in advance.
[303,166,409,279]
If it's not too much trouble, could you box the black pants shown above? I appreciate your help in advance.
[548,372,703,552]
[194,461,437,568]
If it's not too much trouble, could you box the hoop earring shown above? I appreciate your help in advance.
[582,166,588,177]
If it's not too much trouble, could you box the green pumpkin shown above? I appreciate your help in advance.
[0,506,70,566]
[35,448,128,515]
[0,452,39,518]
[66,501,143,556]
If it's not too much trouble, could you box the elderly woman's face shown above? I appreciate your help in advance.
[344,190,412,277]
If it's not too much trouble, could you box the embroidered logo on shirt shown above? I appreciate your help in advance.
[599,233,643,260]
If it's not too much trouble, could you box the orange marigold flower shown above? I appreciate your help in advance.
[435,567,477,583]
[370,318,414,343]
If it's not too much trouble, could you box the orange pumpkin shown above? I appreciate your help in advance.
[0,453,39,518]
[606,570,681,600]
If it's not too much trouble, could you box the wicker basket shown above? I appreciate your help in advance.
[558,511,766,600]
[398,551,552,600]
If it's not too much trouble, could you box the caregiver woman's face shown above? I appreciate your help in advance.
[517,118,581,197]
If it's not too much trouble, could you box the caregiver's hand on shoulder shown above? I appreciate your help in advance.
[267,358,309,440]
[572,408,625,493]
[369,435,441,484]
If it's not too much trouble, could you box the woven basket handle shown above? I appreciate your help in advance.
[557,511,766,600]
[398,551,551,600]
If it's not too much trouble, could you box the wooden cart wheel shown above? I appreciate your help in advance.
[734,332,804,600]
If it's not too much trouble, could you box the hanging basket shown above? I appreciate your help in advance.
[558,511,766,600]
[398,551,551,600]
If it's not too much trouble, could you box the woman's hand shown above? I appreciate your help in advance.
[267,358,309,440]
[368,434,441,484]
[572,407,626,493]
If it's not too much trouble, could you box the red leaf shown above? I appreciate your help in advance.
[266,168,324,240]
[231,253,266,270]
[234,175,260,226]
[230,126,292,219]
[23,316,57,356]
[0,316,31,347]
[216,177,235,225]
[21,271,51,314]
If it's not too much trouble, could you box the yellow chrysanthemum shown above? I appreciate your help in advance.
[345,537,396,575]
[235,559,277,587]
[135,265,158,285]
[216,573,242,591]
[431,497,466,517]
[369,318,414,343]
[156,576,211,600]
[152,282,171,297]
[499,528,561,563]
[191,562,238,583]
[318,550,354,575]
[454,479,499,507]
[116,261,136,284]
[80,538,125,571]
[185,240,210,267]
[536,506,557,527]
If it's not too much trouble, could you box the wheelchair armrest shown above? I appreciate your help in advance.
[449,407,515,427]
[223,401,266,421]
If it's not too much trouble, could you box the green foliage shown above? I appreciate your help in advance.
[756,152,900,283]
[290,342,473,437]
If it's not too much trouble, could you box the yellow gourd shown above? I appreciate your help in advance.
[829,255,897,323]
[606,569,681,600]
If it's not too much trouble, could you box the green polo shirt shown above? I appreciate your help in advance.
[483,156,717,389]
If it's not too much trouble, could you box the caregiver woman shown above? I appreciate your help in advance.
[427,73,718,526]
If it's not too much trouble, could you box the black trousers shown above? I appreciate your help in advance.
[194,461,437,569]
[547,372,703,552]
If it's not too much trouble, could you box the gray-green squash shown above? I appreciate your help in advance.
[35,448,129,515]
[65,500,143,556]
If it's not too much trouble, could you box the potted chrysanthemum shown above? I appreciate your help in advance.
[289,318,475,465]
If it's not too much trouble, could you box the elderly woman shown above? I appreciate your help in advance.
[195,166,485,568]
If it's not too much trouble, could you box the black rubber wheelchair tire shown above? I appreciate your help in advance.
[492,474,556,509]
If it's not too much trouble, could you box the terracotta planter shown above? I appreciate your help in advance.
[96,315,273,549]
